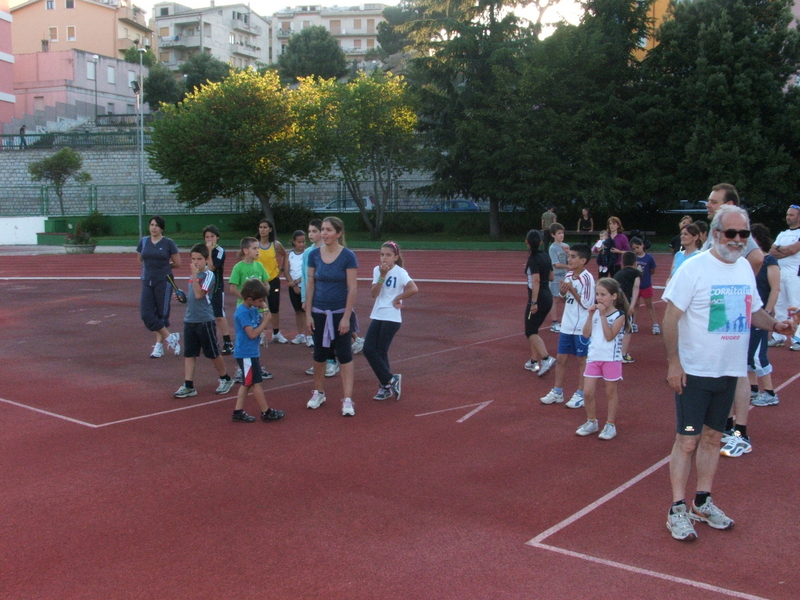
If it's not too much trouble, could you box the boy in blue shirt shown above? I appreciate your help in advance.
[630,237,660,334]
[232,279,285,423]
[173,244,234,399]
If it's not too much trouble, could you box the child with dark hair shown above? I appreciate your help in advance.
[613,252,641,364]
[548,223,569,333]
[231,279,285,423]
[286,230,309,344]
[203,225,233,354]
[173,243,234,399]
[523,229,556,376]
[630,237,660,335]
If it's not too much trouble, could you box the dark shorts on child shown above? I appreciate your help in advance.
[210,288,225,319]
[674,374,737,435]
[184,321,220,359]
[288,285,303,313]
[236,357,264,385]
[267,277,281,314]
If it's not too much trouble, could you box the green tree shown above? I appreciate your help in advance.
[123,45,158,68]
[277,26,348,82]
[376,2,420,56]
[147,70,318,221]
[28,148,92,216]
[180,52,231,94]
[297,72,419,237]
[636,0,800,210]
[144,62,185,108]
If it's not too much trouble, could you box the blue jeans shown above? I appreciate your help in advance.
[363,319,402,385]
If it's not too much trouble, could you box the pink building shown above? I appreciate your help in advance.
[0,0,15,126]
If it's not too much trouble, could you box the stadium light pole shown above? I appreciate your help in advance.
[137,47,145,239]
[92,55,98,121]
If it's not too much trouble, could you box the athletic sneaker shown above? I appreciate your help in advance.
[150,343,164,358]
[652,324,661,335]
[565,392,585,409]
[689,497,735,530]
[622,353,634,364]
[390,374,402,401]
[272,332,289,344]
[290,334,307,345]
[342,397,355,416]
[540,389,564,404]
[751,391,779,407]
[791,342,800,351]
[550,321,561,333]
[221,341,234,355]
[215,378,235,395]
[259,332,267,347]
[667,504,698,541]
[173,385,197,398]
[166,332,181,356]
[720,432,752,457]
[232,410,256,423]
[575,420,599,436]
[261,408,285,422]
[598,423,617,440]
[537,356,556,377]
[325,359,340,377]
[233,368,243,384]
[630,323,639,333]
[720,429,736,444]
[261,368,274,380]
[306,336,314,348]
[352,337,365,354]
[767,338,785,347]
[305,365,315,375]
[307,390,326,409]
[524,359,540,372]
[374,386,393,401]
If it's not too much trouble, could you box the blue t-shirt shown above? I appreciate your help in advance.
[234,303,262,359]
[635,253,657,289]
[308,247,358,311]
[756,254,778,305]
[137,236,179,283]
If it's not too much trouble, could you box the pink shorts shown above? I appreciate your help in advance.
[584,360,623,381]
[639,286,654,299]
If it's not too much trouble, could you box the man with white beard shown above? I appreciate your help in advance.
[661,205,793,541]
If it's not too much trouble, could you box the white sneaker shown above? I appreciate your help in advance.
[576,420,599,436]
[652,324,661,335]
[342,397,355,416]
[290,334,307,345]
[306,336,314,347]
[598,423,617,440]
[524,359,540,372]
[550,322,561,333]
[150,342,164,358]
[166,332,181,356]
[537,356,556,377]
[260,332,268,347]
[352,336,365,354]
[307,390,326,409]
[173,385,197,398]
[272,332,289,344]
[540,389,564,404]
[565,392,585,409]
[215,378,235,394]
[631,323,639,333]
[325,359,340,377]
[233,368,242,383]
[305,365,315,375]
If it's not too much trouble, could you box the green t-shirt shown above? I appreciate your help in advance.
[229,260,268,305]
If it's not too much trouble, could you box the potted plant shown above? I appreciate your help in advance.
[63,221,97,254]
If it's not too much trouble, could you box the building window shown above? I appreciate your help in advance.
[46,0,54,9]
[49,27,58,42]
[354,39,361,49]
[229,34,235,44]
[159,27,169,37]
[127,104,135,114]
[159,7,169,16]
[354,19,361,29]
[87,61,96,80]
[34,96,46,112]
[302,20,310,28]
[65,0,74,8]
[107,103,115,115]
[107,66,116,85]
[366,38,374,49]
[367,19,375,34]
[67,26,76,41]
[330,20,341,35]
[128,70,136,87]
[159,51,170,62]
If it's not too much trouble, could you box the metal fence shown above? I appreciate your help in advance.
[0,132,149,151]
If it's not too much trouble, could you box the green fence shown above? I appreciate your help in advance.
[1,132,150,151]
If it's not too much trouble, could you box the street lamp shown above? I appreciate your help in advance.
[92,54,98,120]
[137,47,145,238]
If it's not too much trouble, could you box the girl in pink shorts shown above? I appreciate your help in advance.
[575,278,629,440]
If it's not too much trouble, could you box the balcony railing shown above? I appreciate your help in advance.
[0,132,150,150]
[231,19,262,35]
[276,29,293,38]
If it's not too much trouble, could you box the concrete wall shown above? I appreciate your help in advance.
[0,215,46,243]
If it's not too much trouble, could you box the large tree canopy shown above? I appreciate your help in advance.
[277,26,348,82]
[147,70,318,220]
[143,62,185,108]
[179,52,232,94]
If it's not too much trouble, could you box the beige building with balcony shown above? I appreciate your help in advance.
[152,2,271,71]
[273,4,386,62]
[10,0,153,59]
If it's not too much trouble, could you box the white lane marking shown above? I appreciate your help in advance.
[0,397,98,428]
[415,400,493,423]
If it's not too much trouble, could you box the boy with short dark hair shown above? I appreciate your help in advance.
[173,244,235,399]
[541,243,595,409]
[203,225,233,354]
[548,223,569,333]
[232,279,285,423]
[613,251,641,364]
[630,237,660,334]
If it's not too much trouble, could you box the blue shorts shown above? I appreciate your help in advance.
[557,333,590,358]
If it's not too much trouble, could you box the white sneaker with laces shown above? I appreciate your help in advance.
[550,322,561,333]
[565,392,585,409]
[272,332,289,344]
[342,397,355,416]
[215,378,235,394]
[667,504,698,541]
[576,420,599,436]
[305,365,315,375]
[537,356,556,377]
[540,389,564,404]
[631,323,639,333]
[751,391,779,406]
[689,497,734,530]
[307,390,326,409]
[150,343,164,358]
[524,359,540,372]
[306,337,314,347]
[352,337,365,354]
[290,334,307,345]
[166,332,181,356]
[325,360,340,377]
[173,385,197,398]
[598,423,617,440]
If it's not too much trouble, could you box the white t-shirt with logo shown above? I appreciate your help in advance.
[370,265,412,323]
[774,227,800,275]
[560,269,595,335]
[587,309,625,362]
[663,251,762,378]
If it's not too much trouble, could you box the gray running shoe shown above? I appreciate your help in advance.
[751,391,779,406]
[390,373,402,401]
[667,504,698,541]
[575,420,599,436]
[689,497,735,530]
[173,385,197,399]
[537,356,556,377]
[215,378,235,395]
[524,359,540,372]
[373,386,393,401]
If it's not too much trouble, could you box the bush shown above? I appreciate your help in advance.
[380,212,444,234]
[228,203,264,233]
[229,202,315,239]
[80,210,111,237]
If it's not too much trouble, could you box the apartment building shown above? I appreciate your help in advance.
[11,0,153,59]
[272,4,386,62]
[152,2,271,71]
[1,0,14,126]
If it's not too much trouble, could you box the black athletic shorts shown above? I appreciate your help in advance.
[675,374,737,435]
[267,277,281,314]
[210,288,225,319]
[183,321,220,359]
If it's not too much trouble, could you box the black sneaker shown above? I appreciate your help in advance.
[261,368,274,380]
[261,408,285,422]
[221,341,234,355]
[232,410,255,423]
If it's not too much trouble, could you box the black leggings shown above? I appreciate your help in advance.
[363,320,402,385]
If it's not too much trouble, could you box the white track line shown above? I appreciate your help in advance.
[415,400,493,422]
[0,397,98,428]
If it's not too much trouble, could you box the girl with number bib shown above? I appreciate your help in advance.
[575,278,629,440]
[363,242,419,401]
